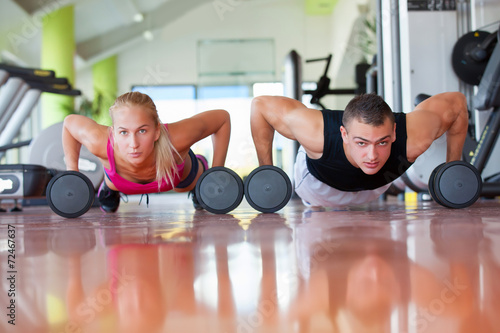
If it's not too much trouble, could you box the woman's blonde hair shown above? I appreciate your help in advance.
[109,91,180,191]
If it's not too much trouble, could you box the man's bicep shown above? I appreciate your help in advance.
[406,110,443,160]
[285,107,324,157]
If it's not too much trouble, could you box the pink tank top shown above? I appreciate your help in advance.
[103,124,184,195]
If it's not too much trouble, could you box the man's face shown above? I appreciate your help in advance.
[340,118,396,175]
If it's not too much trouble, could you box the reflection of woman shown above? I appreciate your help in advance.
[65,244,172,333]
[109,245,166,333]
[0,229,52,333]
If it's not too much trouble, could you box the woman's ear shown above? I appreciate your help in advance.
[155,124,161,141]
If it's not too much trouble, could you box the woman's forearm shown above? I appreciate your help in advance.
[62,115,83,171]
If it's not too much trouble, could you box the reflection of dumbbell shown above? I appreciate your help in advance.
[46,171,95,218]
[244,165,292,213]
[428,161,482,208]
[195,167,244,214]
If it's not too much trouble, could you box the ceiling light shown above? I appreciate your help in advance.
[133,13,144,22]
[143,30,154,41]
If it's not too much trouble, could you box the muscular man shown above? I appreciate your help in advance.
[250,92,468,207]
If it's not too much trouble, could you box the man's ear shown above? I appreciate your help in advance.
[392,123,397,142]
[340,125,348,143]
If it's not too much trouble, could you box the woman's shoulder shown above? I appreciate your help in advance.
[66,115,111,158]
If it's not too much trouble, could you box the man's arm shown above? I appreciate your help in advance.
[250,96,324,165]
[406,92,468,163]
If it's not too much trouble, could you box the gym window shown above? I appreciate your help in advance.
[131,83,284,175]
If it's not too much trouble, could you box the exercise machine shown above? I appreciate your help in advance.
[0,64,102,217]
[0,64,78,159]
[469,27,500,196]
[302,53,368,109]
[401,25,500,207]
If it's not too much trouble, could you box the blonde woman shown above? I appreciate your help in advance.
[62,91,231,212]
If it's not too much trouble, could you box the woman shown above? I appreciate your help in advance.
[62,91,231,212]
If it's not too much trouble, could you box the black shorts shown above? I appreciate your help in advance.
[176,149,200,189]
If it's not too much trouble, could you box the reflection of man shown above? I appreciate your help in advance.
[292,213,500,331]
[293,215,409,330]
[345,254,401,325]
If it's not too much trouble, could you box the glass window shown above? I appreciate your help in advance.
[130,83,286,176]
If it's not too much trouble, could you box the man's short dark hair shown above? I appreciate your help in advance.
[342,93,394,129]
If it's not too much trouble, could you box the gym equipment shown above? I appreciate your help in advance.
[0,63,81,159]
[0,64,56,122]
[0,164,52,198]
[0,64,99,217]
[29,122,104,189]
[0,164,94,218]
[283,50,303,101]
[244,165,292,213]
[0,122,104,190]
[302,54,358,109]
[402,133,446,194]
[428,161,482,208]
[470,25,500,197]
[46,171,95,218]
[195,167,244,214]
[427,163,444,206]
[409,25,500,206]
[0,67,80,149]
[452,30,497,86]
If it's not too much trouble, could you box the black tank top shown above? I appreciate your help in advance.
[306,109,413,191]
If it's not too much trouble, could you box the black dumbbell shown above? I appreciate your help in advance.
[244,165,292,213]
[195,166,244,214]
[428,163,445,206]
[46,171,95,218]
[428,161,482,208]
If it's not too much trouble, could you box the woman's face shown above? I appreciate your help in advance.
[112,105,160,166]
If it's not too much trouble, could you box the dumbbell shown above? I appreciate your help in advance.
[46,171,95,218]
[244,165,292,213]
[195,166,244,214]
[428,161,482,208]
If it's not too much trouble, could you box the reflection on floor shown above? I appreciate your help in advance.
[1,193,500,333]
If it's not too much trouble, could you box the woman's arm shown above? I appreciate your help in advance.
[62,114,109,171]
[168,109,231,167]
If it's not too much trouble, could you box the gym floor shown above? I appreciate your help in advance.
[1,194,500,332]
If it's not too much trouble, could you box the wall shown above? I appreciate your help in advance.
[328,0,377,109]
[473,0,500,29]
[84,0,345,96]
[0,0,369,107]
[0,0,42,66]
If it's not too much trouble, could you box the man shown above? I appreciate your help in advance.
[250,92,468,207]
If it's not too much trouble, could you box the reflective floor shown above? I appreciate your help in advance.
[1,193,500,333]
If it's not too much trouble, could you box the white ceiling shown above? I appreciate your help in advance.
[10,0,214,63]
